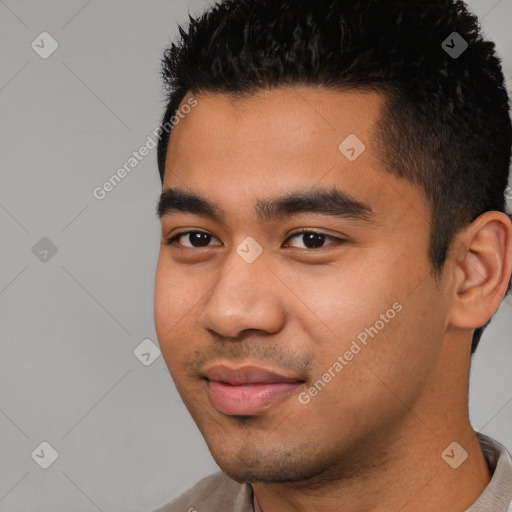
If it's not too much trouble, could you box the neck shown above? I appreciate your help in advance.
[252,337,490,512]
[253,420,489,512]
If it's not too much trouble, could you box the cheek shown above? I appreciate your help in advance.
[332,282,444,414]
[154,258,200,368]
[293,246,441,385]
[154,257,202,325]
[154,259,175,336]
[296,292,445,447]
[284,252,404,343]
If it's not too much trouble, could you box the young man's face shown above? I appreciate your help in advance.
[154,87,454,483]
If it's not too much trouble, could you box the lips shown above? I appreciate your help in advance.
[203,364,305,415]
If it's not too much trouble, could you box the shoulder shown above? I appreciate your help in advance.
[153,471,253,512]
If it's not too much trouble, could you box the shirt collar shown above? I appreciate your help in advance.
[466,432,512,511]
[253,492,262,512]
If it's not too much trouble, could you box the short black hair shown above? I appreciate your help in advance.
[156,0,512,353]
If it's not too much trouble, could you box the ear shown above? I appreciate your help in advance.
[447,211,512,330]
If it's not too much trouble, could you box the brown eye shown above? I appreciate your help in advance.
[166,231,222,248]
[285,231,342,250]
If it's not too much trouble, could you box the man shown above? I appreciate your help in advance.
[152,0,512,510]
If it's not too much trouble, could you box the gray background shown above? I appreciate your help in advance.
[0,1,511,510]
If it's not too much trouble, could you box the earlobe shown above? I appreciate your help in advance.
[448,211,512,330]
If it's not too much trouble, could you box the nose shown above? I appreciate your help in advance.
[198,251,287,339]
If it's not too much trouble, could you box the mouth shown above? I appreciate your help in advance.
[203,364,306,416]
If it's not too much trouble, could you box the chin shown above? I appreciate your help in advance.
[208,441,331,484]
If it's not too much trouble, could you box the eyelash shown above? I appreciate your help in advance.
[164,229,344,250]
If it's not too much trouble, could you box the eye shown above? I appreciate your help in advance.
[165,229,344,250]
[165,231,222,248]
[284,230,343,250]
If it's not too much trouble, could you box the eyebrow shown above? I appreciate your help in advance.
[156,186,376,225]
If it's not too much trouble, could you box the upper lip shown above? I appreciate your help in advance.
[203,364,304,385]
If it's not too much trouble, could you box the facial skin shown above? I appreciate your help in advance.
[154,86,512,511]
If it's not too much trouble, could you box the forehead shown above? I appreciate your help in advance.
[163,86,428,227]
[166,86,384,179]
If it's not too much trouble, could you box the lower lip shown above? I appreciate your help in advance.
[206,380,303,415]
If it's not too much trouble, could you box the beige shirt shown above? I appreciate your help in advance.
[154,433,512,511]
